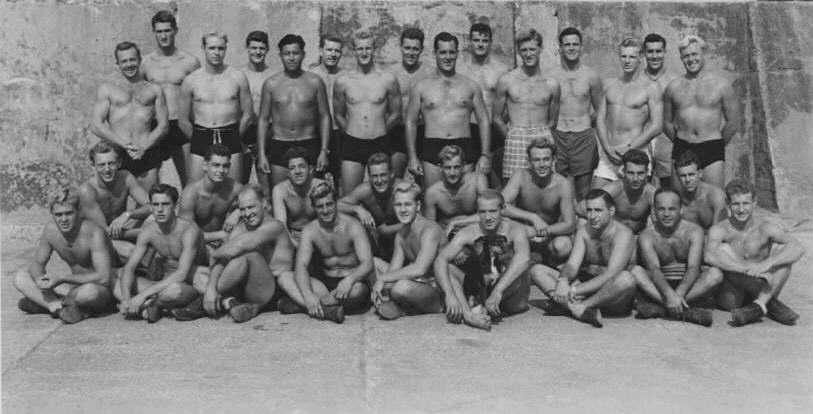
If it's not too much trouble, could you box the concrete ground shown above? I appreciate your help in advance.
[2,211,813,413]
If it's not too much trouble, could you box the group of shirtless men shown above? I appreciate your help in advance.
[15,11,805,331]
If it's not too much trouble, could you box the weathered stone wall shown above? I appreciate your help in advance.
[1,0,810,215]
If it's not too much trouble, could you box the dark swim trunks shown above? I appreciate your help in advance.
[672,138,725,169]
[190,123,241,156]
[421,137,478,166]
[164,119,189,147]
[387,124,425,155]
[553,128,599,177]
[265,137,321,168]
[120,144,167,176]
[340,131,388,164]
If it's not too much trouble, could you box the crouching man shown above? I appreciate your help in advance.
[15,187,115,323]
[116,184,209,323]
[630,188,722,326]
[434,189,531,331]
[372,182,445,319]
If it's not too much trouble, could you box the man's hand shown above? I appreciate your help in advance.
[109,213,130,239]
[355,207,376,229]
[258,155,271,174]
[530,216,550,240]
[664,290,686,317]
[223,212,240,233]
[304,293,324,319]
[371,280,386,307]
[126,144,144,160]
[203,287,220,317]
[476,155,491,175]
[316,150,329,172]
[47,301,63,315]
[553,278,570,305]
[484,290,503,317]
[41,273,62,290]
[332,277,355,301]
[445,296,464,324]
[745,262,772,280]
[408,157,423,176]
[608,145,624,164]
[568,280,585,302]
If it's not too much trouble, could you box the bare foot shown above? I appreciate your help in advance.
[463,310,492,331]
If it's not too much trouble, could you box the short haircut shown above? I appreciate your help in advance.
[239,184,265,201]
[526,138,556,159]
[516,29,542,47]
[558,27,582,44]
[245,31,269,47]
[438,145,464,165]
[392,181,422,203]
[48,187,80,212]
[400,27,425,47]
[622,149,650,168]
[205,143,231,161]
[151,10,177,30]
[278,34,305,51]
[320,34,343,48]
[677,35,706,52]
[724,178,754,202]
[619,37,642,53]
[284,146,310,166]
[585,188,615,209]
[654,187,681,205]
[367,152,391,170]
[433,32,459,51]
[114,41,141,62]
[469,22,492,39]
[352,30,374,48]
[88,141,119,163]
[643,33,666,49]
[477,188,505,208]
[674,150,701,170]
[201,31,228,47]
[149,183,179,204]
[308,181,335,205]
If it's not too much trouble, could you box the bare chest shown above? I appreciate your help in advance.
[422,81,472,111]
[671,80,722,108]
[508,80,553,105]
[343,77,389,105]
[192,75,240,103]
[606,84,649,109]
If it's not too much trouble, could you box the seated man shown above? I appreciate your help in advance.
[338,152,402,258]
[78,141,151,260]
[295,182,374,323]
[434,189,531,331]
[502,139,575,265]
[117,184,209,323]
[272,147,326,246]
[14,188,115,323]
[593,149,655,235]
[530,189,637,328]
[372,182,445,320]
[706,179,805,327]
[179,144,243,250]
[674,150,727,230]
[630,188,722,326]
[424,145,488,234]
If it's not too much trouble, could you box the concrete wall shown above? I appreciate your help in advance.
[1,0,810,215]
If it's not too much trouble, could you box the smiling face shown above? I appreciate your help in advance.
[401,38,423,67]
[559,34,582,63]
[150,192,176,224]
[314,194,337,226]
[205,155,230,183]
[518,39,540,68]
[440,155,464,186]
[321,39,342,68]
[353,37,374,67]
[93,151,120,184]
[115,47,141,80]
[585,197,614,231]
[393,190,419,225]
[153,22,177,49]
[238,191,264,228]
[477,197,503,232]
[51,203,79,234]
[727,192,754,225]
[280,43,304,72]
[247,40,268,65]
[529,147,554,179]
[653,191,681,230]
[644,40,665,72]
[287,157,310,186]
[368,163,392,194]
[677,163,701,193]
[680,42,704,75]
[434,40,458,73]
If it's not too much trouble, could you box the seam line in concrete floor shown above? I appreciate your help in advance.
[361,314,372,409]
[3,321,62,376]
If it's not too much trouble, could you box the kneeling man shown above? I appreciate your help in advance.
[706,179,805,326]
[295,182,374,323]
[630,188,722,326]
[434,190,531,331]
[372,182,445,319]
[117,184,209,322]
[531,189,637,327]
[15,188,115,323]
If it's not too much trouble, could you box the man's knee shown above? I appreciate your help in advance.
[703,267,724,286]
[349,281,370,299]
[13,268,32,292]
[716,280,744,311]
[390,280,419,302]
[614,270,637,292]
[158,282,195,302]
[69,283,114,312]
[630,265,649,285]
[551,236,572,259]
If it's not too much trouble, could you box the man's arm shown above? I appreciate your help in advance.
[471,84,492,171]
[210,221,282,262]
[573,225,633,295]
[236,71,254,137]
[344,220,374,283]
[27,231,54,282]
[315,76,331,171]
[547,79,561,130]
[559,230,586,281]
[423,189,439,222]
[90,85,127,147]
[381,227,442,282]
[58,226,114,286]
[710,188,728,224]
[719,80,741,144]
[332,77,348,131]
[338,185,376,228]
[124,174,152,219]
[294,226,322,316]
[675,226,705,297]
[547,181,577,237]
[627,83,664,149]
[491,75,510,138]
[119,230,151,303]
[433,227,474,314]
[595,86,613,160]
[177,185,197,223]
[271,184,289,231]
[144,86,169,150]
[257,78,273,174]
[639,231,674,298]
[405,82,422,171]
[662,83,676,141]
[135,226,201,300]
[588,71,603,125]
[385,74,402,131]
[177,77,194,139]
[501,172,548,230]
[704,225,750,273]
[760,223,805,270]
[78,184,109,229]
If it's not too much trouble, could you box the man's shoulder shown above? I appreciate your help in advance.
[678,219,704,237]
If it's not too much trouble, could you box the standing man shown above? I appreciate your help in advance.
[14,188,115,324]
[630,187,721,326]
[258,34,331,186]
[434,190,532,331]
[142,10,200,187]
[295,182,374,323]
[310,34,345,189]
[552,27,602,201]
[673,150,727,230]
[706,179,804,327]
[406,32,491,187]
[333,30,401,194]
[493,29,560,181]
[239,31,275,188]
[530,189,637,328]
[459,23,509,184]
[179,32,253,182]
[91,41,168,189]
[390,28,432,178]
[642,33,677,188]
[594,38,662,188]
[664,35,741,188]
[271,147,326,246]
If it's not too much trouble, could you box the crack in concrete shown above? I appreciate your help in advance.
[2,320,62,376]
